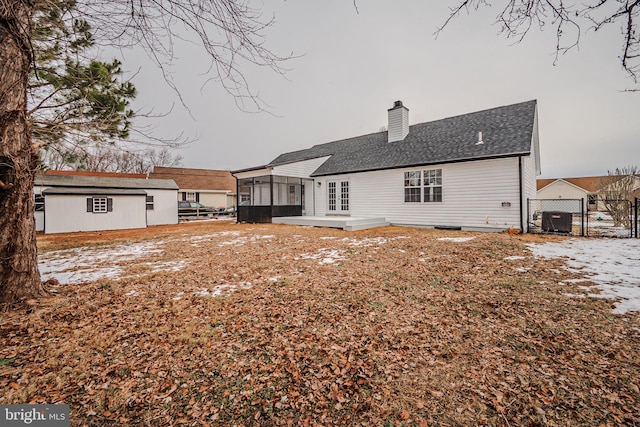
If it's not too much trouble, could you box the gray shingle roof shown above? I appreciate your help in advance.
[35,174,179,190]
[42,187,148,196]
[269,100,537,177]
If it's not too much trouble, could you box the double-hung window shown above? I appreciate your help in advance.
[423,169,442,202]
[404,171,421,202]
[403,169,442,203]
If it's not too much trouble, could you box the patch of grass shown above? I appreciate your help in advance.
[0,357,15,366]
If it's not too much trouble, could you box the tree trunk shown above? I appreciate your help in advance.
[0,1,45,305]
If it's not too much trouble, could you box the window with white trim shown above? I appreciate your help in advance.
[423,169,442,202]
[146,195,154,210]
[185,192,196,202]
[403,169,442,203]
[86,197,112,213]
[93,197,108,213]
[340,181,349,211]
[404,171,421,202]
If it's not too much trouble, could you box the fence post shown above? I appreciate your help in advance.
[629,200,635,238]
[586,197,590,237]
[526,198,530,234]
[633,197,640,239]
[580,198,585,237]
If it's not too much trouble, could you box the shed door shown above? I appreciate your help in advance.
[328,180,349,214]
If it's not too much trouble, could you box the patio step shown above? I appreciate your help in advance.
[272,216,389,231]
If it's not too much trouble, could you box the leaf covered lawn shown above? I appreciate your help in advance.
[1,222,639,426]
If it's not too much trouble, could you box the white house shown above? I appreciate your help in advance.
[233,100,541,232]
[34,173,179,234]
[149,167,237,209]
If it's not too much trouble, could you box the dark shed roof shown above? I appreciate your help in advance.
[42,187,147,196]
[267,100,537,177]
[35,174,178,190]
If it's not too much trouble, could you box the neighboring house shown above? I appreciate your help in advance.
[149,167,237,209]
[537,175,640,211]
[232,100,541,232]
[536,176,601,211]
[34,172,179,234]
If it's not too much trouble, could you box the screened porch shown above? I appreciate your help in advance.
[237,175,314,223]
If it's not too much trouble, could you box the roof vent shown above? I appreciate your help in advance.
[476,131,484,145]
[387,101,409,143]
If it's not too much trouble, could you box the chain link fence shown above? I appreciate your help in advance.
[528,198,638,238]
[587,199,633,238]
[527,199,584,236]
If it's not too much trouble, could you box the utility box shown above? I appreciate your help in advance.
[542,211,573,233]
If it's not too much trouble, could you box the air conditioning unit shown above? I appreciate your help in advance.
[541,211,572,233]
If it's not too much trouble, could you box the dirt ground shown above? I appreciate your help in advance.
[1,221,639,426]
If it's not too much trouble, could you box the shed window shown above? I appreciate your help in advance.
[87,197,113,213]
[146,195,154,210]
[35,194,45,212]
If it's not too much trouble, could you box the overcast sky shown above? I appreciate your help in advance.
[116,1,639,179]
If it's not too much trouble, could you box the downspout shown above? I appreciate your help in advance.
[519,156,524,232]
[235,175,239,224]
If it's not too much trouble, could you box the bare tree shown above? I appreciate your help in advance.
[597,166,639,228]
[42,145,183,174]
[1,0,290,306]
[438,1,640,87]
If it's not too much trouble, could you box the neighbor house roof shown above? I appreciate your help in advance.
[42,187,148,196]
[537,176,606,193]
[149,167,236,192]
[35,174,178,190]
[261,100,537,177]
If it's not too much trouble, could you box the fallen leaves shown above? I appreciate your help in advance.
[0,222,638,426]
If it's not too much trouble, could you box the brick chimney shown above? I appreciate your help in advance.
[387,100,409,143]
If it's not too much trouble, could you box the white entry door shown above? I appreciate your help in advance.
[328,180,349,214]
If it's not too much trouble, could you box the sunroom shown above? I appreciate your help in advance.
[234,167,315,223]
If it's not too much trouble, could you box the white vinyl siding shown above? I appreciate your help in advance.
[146,189,178,226]
[181,190,230,209]
[43,194,146,234]
[315,157,523,231]
[272,156,331,179]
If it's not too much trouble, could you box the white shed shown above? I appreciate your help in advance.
[34,174,179,234]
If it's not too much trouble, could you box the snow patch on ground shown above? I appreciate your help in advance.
[437,237,477,243]
[145,261,188,273]
[528,238,640,314]
[188,231,241,243]
[194,282,253,298]
[297,249,347,265]
[39,241,167,284]
[218,235,274,246]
